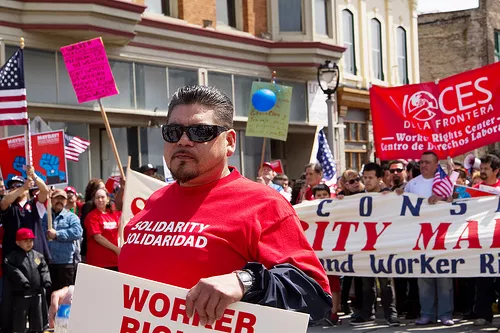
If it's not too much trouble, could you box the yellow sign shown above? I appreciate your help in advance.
[245,82,292,141]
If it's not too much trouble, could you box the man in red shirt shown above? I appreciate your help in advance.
[50,86,332,327]
[473,154,500,190]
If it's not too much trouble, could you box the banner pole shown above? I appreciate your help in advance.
[98,99,125,179]
[118,156,131,247]
[259,138,266,173]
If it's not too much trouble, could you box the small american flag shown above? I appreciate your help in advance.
[316,129,336,181]
[0,49,27,126]
[65,133,90,162]
[433,164,453,198]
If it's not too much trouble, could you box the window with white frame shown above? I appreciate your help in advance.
[495,30,500,62]
[217,0,237,28]
[342,10,356,75]
[371,18,384,80]
[315,0,328,35]
[278,0,303,32]
[145,0,175,16]
[397,27,409,85]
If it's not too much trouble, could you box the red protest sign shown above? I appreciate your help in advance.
[60,37,119,103]
[32,130,68,186]
[0,130,68,186]
[370,62,500,160]
[0,134,27,181]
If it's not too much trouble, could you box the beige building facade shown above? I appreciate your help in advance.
[0,0,419,192]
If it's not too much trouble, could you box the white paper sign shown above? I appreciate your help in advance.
[69,264,310,333]
[307,81,328,126]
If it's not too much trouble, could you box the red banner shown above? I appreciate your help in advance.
[370,62,500,160]
[0,130,68,186]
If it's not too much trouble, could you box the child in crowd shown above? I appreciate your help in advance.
[312,184,331,199]
[4,228,51,333]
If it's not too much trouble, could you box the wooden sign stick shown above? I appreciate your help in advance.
[98,99,125,179]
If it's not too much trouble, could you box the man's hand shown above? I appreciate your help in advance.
[26,165,35,179]
[186,273,244,326]
[47,229,57,240]
[395,188,404,196]
[428,194,444,205]
[49,287,70,328]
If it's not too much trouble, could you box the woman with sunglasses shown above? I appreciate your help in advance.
[84,188,120,271]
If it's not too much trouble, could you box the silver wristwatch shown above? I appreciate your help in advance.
[234,270,254,294]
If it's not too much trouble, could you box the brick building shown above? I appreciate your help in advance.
[0,0,419,191]
[418,0,500,156]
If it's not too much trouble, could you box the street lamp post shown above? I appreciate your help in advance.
[317,60,340,163]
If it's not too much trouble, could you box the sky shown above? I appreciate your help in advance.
[417,0,479,13]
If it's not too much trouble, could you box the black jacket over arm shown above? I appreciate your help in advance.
[4,249,51,296]
[241,262,332,325]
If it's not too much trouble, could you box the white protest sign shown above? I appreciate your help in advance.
[295,193,500,277]
[121,168,166,228]
[69,264,310,333]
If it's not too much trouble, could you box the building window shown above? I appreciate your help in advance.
[140,127,165,176]
[234,75,258,117]
[345,152,366,171]
[315,0,328,35]
[102,61,134,109]
[342,10,356,75]
[208,72,233,101]
[145,0,172,16]
[6,47,58,104]
[495,30,500,62]
[217,0,236,28]
[168,68,198,99]
[282,80,307,122]
[279,0,302,32]
[345,121,367,142]
[136,64,168,111]
[371,19,384,80]
[397,27,409,85]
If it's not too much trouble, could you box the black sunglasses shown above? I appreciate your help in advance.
[348,177,361,185]
[9,183,23,190]
[390,168,404,174]
[161,124,228,143]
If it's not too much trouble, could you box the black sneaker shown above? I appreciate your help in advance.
[350,317,375,326]
[386,318,401,327]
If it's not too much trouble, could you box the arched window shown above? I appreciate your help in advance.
[397,27,408,84]
[371,19,384,80]
[342,10,356,74]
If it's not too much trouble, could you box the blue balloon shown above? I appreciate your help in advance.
[252,89,277,112]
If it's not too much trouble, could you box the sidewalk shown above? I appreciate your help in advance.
[308,315,500,332]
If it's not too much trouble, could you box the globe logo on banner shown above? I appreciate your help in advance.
[404,91,438,122]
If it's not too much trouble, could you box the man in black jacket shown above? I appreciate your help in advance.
[5,228,51,333]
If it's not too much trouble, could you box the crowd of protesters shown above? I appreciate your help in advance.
[0,147,499,331]
[257,149,500,327]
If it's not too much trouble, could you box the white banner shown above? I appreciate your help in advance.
[69,264,310,333]
[120,169,166,243]
[296,193,500,277]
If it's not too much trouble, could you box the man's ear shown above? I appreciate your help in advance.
[225,129,237,157]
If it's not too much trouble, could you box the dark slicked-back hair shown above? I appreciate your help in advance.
[480,154,500,171]
[167,85,234,129]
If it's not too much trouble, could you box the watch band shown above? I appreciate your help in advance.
[234,269,254,294]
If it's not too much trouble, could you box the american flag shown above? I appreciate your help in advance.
[316,129,336,181]
[64,133,90,162]
[432,164,453,198]
[0,49,27,126]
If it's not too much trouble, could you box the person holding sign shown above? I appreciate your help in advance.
[49,85,332,328]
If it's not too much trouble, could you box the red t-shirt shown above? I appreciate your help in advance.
[119,168,330,293]
[474,179,500,189]
[85,208,120,268]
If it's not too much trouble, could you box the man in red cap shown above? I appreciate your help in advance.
[5,228,51,332]
[64,186,82,217]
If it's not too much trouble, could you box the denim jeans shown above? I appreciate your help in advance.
[418,278,453,320]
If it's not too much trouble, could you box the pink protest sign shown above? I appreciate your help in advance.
[60,37,119,103]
